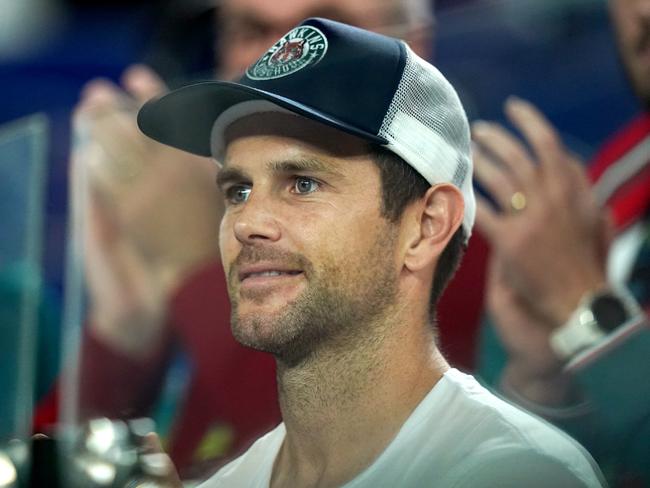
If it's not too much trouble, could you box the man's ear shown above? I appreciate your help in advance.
[403,184,464,272]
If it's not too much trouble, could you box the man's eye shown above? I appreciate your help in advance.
[293,177,320,194]
[225,185,251,204]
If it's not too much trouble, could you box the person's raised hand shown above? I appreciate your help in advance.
[472,97,611,329]
[72,65,222,355]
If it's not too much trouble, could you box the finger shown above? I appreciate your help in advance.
[74,80,117,127]
[566,154,590,194]
[79,78,120,104]
[77,78,134,113]
[121,64,168,105]
[472,120,537,189]
[504,97,567,176]
[74,79,136,137]
[140,433,183,487]
[472,142,518,211]
[73,83,151,169]
[474,193,502,243]
[142,432,165,454]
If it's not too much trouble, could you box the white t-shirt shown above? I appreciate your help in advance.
[199,369,605,487]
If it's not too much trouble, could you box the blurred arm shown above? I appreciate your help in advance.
[73,65,221,357]
[73,65,222,418]
[472,99,650,481]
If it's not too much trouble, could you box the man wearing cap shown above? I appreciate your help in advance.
[140,18,604,487]
[73,0,446,476]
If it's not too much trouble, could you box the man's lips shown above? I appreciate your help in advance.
[237,263,304,283]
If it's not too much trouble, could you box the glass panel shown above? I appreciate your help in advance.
[0,114,48,443]
[58,102,164,487]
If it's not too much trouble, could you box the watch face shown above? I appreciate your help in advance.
[591,294,629,332]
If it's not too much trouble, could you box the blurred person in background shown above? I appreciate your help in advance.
[73,0,438,479]
[473,0,650,486]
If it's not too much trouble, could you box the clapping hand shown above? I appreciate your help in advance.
[72,65,222,355]
[472,98,611,404]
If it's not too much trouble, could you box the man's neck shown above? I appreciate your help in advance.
[270,315,449,488]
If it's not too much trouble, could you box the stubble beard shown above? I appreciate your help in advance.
[228,229,400,368]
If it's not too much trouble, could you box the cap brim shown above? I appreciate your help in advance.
[137,80,386,157]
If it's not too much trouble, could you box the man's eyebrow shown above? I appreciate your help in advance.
[217,158,344,187]
[268,158,344,177]
[216,167,249,188]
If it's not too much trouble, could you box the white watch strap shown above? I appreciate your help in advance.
[550,307,606,360]
[550,285,642,361]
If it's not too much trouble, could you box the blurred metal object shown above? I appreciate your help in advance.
[0,439,30,488]
[59,417,169,488]
[72,418,132,486]
[0,452,17,488]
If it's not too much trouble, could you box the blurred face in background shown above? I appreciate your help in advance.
[610,0,650,106]
[216,0,432,80]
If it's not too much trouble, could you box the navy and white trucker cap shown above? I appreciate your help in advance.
[138,17,475,239]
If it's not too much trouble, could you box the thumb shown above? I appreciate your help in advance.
[140,433,183,487]
[121,64,168,105]
[597,208,615,263]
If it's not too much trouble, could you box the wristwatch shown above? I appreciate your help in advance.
[550,286,641,361]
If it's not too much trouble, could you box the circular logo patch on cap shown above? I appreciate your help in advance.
[246,26,328,80]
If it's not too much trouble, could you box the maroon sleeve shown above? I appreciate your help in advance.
[78,321,175,420]
[164,261,280,473]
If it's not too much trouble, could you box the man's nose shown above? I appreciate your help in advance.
[233,191,282,245]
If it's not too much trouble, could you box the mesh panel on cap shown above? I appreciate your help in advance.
[378,45,474,240]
